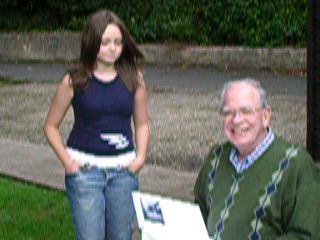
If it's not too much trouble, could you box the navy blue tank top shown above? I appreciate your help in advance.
[67,74,134,155]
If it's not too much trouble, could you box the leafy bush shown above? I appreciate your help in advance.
[0,0,307,47]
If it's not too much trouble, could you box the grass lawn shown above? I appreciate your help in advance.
[0,176,75,239]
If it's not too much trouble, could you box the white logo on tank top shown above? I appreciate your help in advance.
[100,133,129,149]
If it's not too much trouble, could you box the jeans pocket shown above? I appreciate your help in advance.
[118,167,138,178]
[66,170,81,178]
[65,163,92,177]
[128,169,138,178]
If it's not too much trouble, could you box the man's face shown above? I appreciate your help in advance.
[221,83,270,155]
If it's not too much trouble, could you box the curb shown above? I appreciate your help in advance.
[0,32,306,72]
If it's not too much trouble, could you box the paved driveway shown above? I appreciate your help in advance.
[0,63,306,95]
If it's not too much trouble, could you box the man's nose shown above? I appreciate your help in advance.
[232,111,243,123]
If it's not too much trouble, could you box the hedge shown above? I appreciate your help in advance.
[0,0,307,47]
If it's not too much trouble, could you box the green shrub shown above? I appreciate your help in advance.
[0,0,307,47]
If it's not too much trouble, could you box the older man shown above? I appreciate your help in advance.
[194,79,320,239]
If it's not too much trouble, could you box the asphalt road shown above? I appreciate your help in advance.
[0,63,306,95]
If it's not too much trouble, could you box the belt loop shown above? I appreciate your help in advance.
[104,168,109,184]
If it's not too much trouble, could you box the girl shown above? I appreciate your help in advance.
[44,9,149,240]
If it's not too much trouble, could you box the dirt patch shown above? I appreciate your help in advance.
[0,83,306,172]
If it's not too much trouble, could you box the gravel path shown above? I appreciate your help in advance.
[0,83,306,172]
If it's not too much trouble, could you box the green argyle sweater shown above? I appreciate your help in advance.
[194,136,320,240]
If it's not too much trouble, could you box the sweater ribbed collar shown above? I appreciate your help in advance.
[229,128,275,173]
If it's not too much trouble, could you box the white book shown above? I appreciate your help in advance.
[132,191,210,240]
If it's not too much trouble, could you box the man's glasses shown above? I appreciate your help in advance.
[220,106,262,118]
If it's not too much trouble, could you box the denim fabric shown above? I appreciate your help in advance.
[65,166,138,240]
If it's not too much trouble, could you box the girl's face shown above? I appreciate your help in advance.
[97,23,123,65]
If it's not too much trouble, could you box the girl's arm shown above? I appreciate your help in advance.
[43,74,81,174]
[130,76,150,173]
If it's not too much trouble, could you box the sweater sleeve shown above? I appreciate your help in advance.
[194,145,217,225]
[275,151,320,239]
[194,163,209,223]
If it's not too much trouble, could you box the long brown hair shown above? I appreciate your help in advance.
[70,9,144,92]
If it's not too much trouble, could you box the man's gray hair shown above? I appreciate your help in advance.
[220,78,268,108]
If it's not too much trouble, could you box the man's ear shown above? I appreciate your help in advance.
[263,105,271,128]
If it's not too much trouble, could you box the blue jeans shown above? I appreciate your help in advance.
[65,166,139,240]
